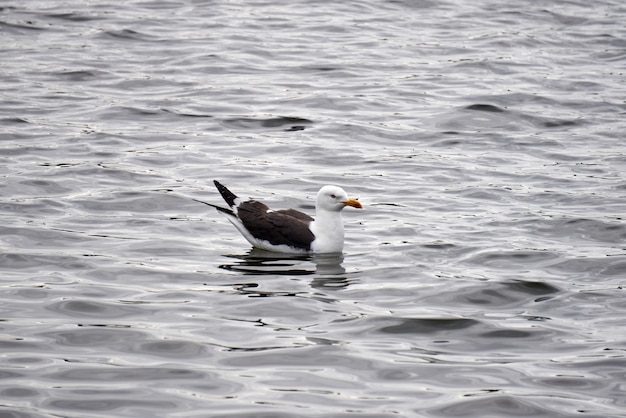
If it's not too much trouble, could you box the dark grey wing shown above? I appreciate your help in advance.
[266,211,315,250]
[237,201,314,250]
[274,208,314,222]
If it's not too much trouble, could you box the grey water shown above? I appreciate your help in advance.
[1,0,625,417]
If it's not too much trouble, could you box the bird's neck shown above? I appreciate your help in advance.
[310,210,344,253]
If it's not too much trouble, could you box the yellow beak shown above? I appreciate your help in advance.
[343,198,362,209]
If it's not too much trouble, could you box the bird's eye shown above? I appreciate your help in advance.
[330,194,336,199]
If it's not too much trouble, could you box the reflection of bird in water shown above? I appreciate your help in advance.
[311,254,350,290]
[218,250,351,291]
[312,253,346,276]
[219,249,315,276]
[194,181,362,254]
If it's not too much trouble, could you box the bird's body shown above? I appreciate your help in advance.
[198,181,362,254]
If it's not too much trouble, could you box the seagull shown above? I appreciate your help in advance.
[195,181,362,254]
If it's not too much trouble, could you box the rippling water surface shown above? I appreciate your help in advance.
[2,0,625,417]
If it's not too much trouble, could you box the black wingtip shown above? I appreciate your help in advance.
[192,198,236,217]
[213,180,239,208]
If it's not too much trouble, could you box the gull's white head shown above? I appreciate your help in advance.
[316,185,363,212]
